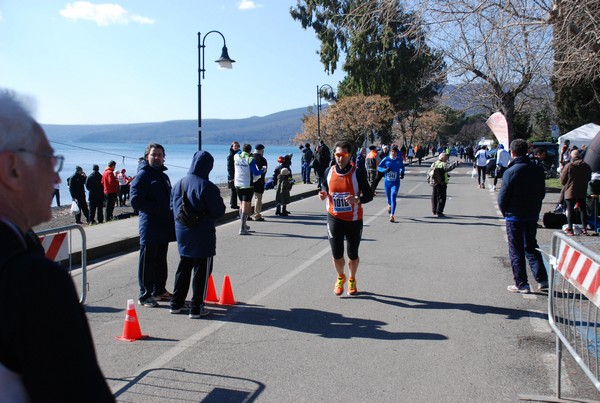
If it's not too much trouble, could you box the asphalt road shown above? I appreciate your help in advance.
[77,161,600,402]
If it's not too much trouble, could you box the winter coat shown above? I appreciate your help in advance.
[67,172,86,199]
[252,152,268,194]
[560,157,592,200]
[276,173,292,204]
[130,161,176,246]
[101,167,119,195]
[498,155,545,222]
[171,151,225,258]
[85,171,104,203]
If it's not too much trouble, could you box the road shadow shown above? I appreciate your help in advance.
[352,292,544,320]
[206,304,447,341]
[111,367,265,402]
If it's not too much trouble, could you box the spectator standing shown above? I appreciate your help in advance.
[101,160,119,221]
[315,141,331,189]
[86,164,104,224]
[377,146,405,222]
[474,145,490,189]
[355,147,367,174]
[53,177,61,206]
[252,144,268,221]
[301,142,314,184]
[407,146,415,165]
[227,141,240,210]
[130,143,176,307]
[67,165,89,224]
[498,139,548,294]
[0,89,114,402]
[318,141,373,296]
[275,167,292,216]
[560,149,592,235]
[365,145,379,191]
[170,150,226,318]
[117,168,130,206]
[560,139,571,167]
[492,144,512,191]
[234,143,265,235]
[428,152,460,217]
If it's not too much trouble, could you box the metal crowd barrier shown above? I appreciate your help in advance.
[36,224,87,304]
[522,232,600,401]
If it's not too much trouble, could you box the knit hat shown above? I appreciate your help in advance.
[255,144,265,151]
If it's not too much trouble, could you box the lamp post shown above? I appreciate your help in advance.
[316,84,335,143]
[198,31,235,151]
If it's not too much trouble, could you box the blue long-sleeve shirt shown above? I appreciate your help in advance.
[377,156,405,183]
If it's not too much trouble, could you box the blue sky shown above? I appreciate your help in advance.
[0,1,346,124]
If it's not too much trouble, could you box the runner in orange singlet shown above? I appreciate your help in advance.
[318,140,373,296]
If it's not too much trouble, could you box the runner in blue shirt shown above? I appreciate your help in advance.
[378,145,405,222]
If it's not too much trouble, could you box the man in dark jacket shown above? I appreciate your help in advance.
[130,143,176,307]
[252,144,268,221]
[86,164,104,224]
[0,89,114,402]
[227,141,240,209]
[301,142,314,183]
[498,138,548,294]
[560,149,592,235]
[67,165,89,224]
[170,150,226,318]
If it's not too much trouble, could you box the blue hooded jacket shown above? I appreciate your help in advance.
[171,151,226,258]
[497,155,546,222]
[130,160,176,246]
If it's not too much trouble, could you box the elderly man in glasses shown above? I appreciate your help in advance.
[0,89,114,401]
[318,140,373,296]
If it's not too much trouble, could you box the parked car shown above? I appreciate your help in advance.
[532,141,559,177]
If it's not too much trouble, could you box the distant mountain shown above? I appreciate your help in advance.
[42,107,310,145]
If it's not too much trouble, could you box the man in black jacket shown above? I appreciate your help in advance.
[0,89,114,401]
[67,165,89,224]
[227,141,240,209]
[498,139,548,294]
[86,164,104,224]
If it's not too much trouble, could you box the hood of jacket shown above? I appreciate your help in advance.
[188,150,214,179]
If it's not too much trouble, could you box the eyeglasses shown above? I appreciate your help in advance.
[334,152,350,158]
[16,148,64,173]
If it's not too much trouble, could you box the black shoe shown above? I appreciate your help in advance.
[231,205,240,210]
[437,213,445,217]
[281,211,290,216]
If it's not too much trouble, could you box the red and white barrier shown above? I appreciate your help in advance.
[39,232,69,262]
[557,242,600,307]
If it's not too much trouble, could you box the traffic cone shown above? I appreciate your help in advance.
[116,299,148,342]
[218,275,236,305]
[205,274,219,303]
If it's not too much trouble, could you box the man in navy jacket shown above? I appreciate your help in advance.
[498,139,548,294]
[130,143,176,307]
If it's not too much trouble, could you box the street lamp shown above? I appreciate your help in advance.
[198,31,235,150]
[316,84,335,143]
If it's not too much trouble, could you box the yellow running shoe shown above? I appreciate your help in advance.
[348,277,357,295]
[334,274,346,296]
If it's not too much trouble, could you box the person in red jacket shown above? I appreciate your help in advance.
[101,160,119,221]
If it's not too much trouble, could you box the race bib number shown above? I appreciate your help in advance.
[386,170,397,181]
[331,192,352,213]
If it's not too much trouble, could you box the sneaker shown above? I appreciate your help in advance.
[389,215,395,223]
[254,216,265,221]
[239,229,251,235]
[189,306,210,319]
[564,228,574,236]
[537,281,549,291]
[437,213,445,218]
[154,291,173,301]
[491,185,496,191]
[170,306,184,314]
[245,224,251,230]
[334,274,346,296]
[347,278,358,295]
[138,298,158,307]
[507,284,531,294]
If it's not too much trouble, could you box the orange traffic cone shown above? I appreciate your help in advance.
[218,275,236,305]
[205,274,219,304]
[116,299,148,342]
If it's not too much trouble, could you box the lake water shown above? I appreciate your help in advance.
[51,142,301,207]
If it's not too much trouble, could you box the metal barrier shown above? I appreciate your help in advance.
[523,231,600,401]
[36,224,87,304]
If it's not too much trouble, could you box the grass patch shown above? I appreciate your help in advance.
[546,178,561,193]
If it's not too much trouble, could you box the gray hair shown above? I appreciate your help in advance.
[0,89,42,152]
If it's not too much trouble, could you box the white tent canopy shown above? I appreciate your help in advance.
[558,123,600,150]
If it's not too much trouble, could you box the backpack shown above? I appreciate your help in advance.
[428,166,445,186]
